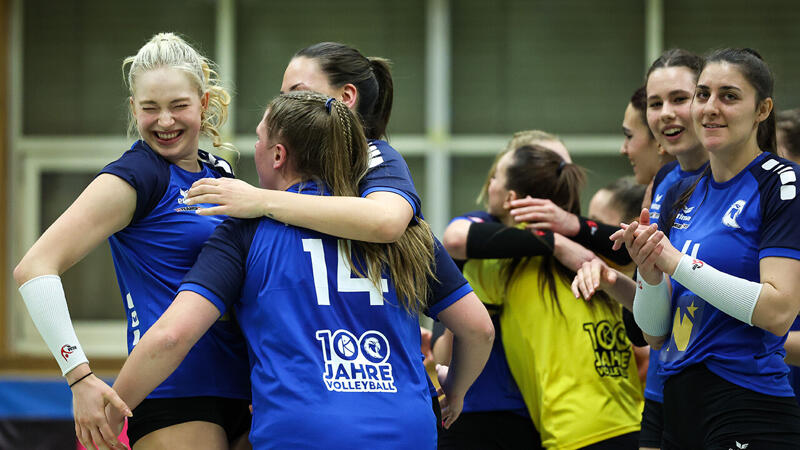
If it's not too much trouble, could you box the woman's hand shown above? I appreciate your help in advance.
[71,372,131,450]
[571,258,618,301]
[509,197,580,236]
[435,364,464,429]
[185,178,267,218]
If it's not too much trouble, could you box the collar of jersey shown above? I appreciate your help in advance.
[287,179,330,196]
[709,152,767,190]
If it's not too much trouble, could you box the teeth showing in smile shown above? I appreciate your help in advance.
[703,124,725,129]
[664,127,682,137]
[156,130,180,140]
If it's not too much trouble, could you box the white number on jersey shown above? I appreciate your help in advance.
[679,240,701,259]
[302,239,389,306]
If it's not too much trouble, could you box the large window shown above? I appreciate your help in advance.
[13,0,798,359]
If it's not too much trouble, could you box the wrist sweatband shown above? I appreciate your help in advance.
[632,271,672,336]
[672,254,762,325]
[466,222,554,259]
[19,275,89,375]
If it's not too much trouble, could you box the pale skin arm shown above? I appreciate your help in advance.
[184,178,413,243]
[435,292,494,429]
[785,332,800,366]
[13,174,136,450]
[110,292,220,417]
[613,209,800,339]
[571,258,636,311]
[432,328,454,366]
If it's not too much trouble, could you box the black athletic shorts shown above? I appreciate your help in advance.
[639,398,664,448]
[662,363,800,450]
[127,396,251,447]
[437,410,542,449]
[582,431,639,449]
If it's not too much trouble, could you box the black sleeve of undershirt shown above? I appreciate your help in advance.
[466,222,554,259]
[572,217,633,266]
[623,307,647,347]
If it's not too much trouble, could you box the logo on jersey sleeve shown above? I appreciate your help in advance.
[582,320,632,377]
[368,144,384,169]
[722,200,746,229]
[316,329,397,393]
[762,158,797,200]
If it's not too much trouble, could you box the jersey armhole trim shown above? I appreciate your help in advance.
[427,283,473,320]
[178,283,227,317]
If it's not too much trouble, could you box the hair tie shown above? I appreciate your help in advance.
[325,98,335,114]
[557,160,567,175]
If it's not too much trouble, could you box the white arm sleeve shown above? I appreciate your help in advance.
[671,254,762,325]
[632,271,672,337]
[18,275,89,375]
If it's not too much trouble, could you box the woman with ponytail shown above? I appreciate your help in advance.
[103,91,494,449]
[181,41,478,434]
[613,48,800,448]
[13,33,251,449]
[460,144,643,449]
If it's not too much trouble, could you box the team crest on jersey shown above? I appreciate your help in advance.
[316,329,397,393]
[722,200,746,229]
[582,320,631,378]
[174,187,202,212]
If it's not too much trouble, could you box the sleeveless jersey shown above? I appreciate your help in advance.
[99,140,250,400]
[449,211,528,415]
[644,160,708,403]
[464,256,643,449]
[179,181,471,449]
[658,152,800,397]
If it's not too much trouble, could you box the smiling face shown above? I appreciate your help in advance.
[646,66,701,157]
[131,67,205,170]
[621,103,661,185]
[691,62,771,155]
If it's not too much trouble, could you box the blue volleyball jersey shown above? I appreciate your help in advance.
[644,160,708,403]
[449,211,528,415]
[100,140,250,400]
[180,181,470,449]
[657,152,800,397]
[362,139,421,217]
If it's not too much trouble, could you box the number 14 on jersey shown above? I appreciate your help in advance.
[302,239,389,306]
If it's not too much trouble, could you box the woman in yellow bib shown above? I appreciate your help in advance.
[463,144,643,449]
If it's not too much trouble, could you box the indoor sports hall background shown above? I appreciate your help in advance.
[1,0,800,447]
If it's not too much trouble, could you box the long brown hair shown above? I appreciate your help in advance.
[265,91,434,314]
[497,145,614,314]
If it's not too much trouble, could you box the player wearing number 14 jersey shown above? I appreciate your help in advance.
[107,92,493,449]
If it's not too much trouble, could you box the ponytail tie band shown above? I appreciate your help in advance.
[325,98,335,114]
[557,160,567,175]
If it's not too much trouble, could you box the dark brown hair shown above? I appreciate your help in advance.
[497,145,614,314]
[295,42,393,140]
[629,86,653,139]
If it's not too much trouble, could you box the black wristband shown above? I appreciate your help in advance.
[69,371,93,388]
[466,222,554,259]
